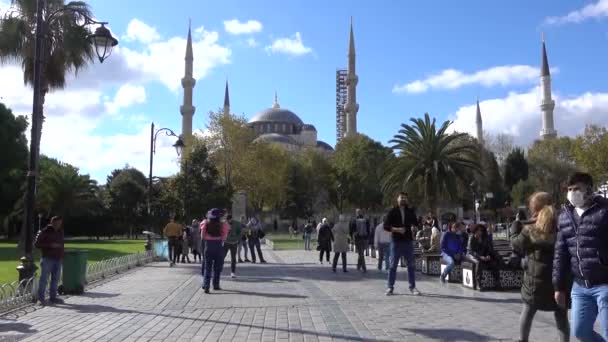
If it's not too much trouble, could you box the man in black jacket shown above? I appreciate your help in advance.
[351,209,370,272]
[384,192,420,295]
[553,172,608,341]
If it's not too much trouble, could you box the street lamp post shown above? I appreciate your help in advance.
[148,123,185,217]
[17,0,118,281]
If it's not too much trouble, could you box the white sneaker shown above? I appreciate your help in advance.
[409,288,421,296]
[231,273,236,278]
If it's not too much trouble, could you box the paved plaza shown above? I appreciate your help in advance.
[1,248,569,341]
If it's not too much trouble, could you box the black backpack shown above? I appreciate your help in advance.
[206,220,221,237]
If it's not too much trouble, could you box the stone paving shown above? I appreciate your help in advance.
[0,248,575,341]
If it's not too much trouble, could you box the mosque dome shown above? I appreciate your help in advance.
[254,133,298,145]
[248,92,303,125]
[302,124,317,131]
[316,141,334,151]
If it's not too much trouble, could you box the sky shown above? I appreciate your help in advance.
[1,0,608,183]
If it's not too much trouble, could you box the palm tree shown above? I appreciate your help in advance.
[382,113,481,213]
[0,0,96,140]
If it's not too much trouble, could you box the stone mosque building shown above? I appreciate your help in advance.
[177,19,364,156]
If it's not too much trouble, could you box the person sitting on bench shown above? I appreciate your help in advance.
[466,224,502,290]
[416,221,432,250]
[440,222,465,283]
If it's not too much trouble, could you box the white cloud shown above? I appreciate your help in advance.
[247,38,258,47]
[223,19,263,35]
[265,32,312,57]
[393,65,546,94]
[122,18,161,44]
[104,84,146,114]
[449,88,608,147]
[545,0,608,25]
[122,25,231,91]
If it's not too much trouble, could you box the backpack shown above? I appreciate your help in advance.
[206,220,222,237]
[355,218,368,237]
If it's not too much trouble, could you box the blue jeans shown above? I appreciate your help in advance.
[377,243,390,270]
[441,252,455,278]
[304,233,312,251]
[571,281,608,341]
[38,257,62,301]
[387,240,416,290]
[202,240,224,289]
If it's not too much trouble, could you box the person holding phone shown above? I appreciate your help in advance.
[384,192,421,296]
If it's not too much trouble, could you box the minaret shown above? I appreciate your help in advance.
[344,17,359,137]
[540,33,557,140]
[272,90,280,109]
[223,80,230,116]
[180,21,196,159]
[476,97,483,145]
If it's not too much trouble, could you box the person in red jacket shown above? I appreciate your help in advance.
[35,216,65,305]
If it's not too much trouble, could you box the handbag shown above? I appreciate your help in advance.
[258,230,266,239]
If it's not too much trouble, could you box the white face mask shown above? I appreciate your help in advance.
[567,190,586,208]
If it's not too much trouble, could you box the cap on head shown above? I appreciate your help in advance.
[207,208,224,220]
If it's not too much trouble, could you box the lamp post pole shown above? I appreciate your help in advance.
[148,123,185,225]
[17,0,118,281]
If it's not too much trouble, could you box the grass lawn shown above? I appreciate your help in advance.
[0,240,146,284]
[265,233,317,251]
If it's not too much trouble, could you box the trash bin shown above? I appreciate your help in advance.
[59,249,88,295]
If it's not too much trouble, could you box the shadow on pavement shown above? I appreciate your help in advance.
[422,293,522,304]
[55,303,391,342]
[402,327,493,341]
[0,321,37,334]
[80,292,121,299]
[210,289,307,299]
[231,276,299,283]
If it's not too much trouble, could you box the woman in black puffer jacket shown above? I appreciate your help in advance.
[511,192,569,342]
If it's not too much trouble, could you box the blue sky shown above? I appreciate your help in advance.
[1,0,608,182]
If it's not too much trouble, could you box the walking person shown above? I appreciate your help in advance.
[35,216,64,305]
[163,216,183,266]
[237,216,250,263]
[317,218,333,264]
[439,222,466,283]
[554,172,608,341]
[201,208,230,293]
[351,209,370,273]
[247,217,267,263]
[303,220,314,251]
[223,215,241,278]
[511,192,569,342]
[191,219,202,263]
[180,230,191,263]
[374,215,392,271]
[332,215,350,273]
[385,192,421,296]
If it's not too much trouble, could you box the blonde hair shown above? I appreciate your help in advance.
[528,192,556,242]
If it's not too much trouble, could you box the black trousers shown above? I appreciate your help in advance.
[223,242,238,273]
[332,252,347,271]
[355,237,367,271]
[466,254,501,287]
[319,249,330,262]
[248,238,265,262]
[168,237,179,264]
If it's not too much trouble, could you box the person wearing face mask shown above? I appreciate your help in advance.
[553,172,608,341]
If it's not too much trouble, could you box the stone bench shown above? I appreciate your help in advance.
[421,253,442,275]
[461,261,523,291]
[440,258,463,283]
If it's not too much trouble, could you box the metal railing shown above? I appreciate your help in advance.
[0,249,156,313]
[0,277,38,312]
[86,250,155,283]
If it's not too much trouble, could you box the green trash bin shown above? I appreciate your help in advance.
[60,249,88,295]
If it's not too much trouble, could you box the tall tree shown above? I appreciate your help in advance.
[177,138,231,220]
[572,125,608,185]
[0,103,28,232]
[0,0,97,140]
[333,134,392,210]
[504,148,529,191]
[107,167,147,237]
[383,113,481,213]
[527,137,576,205]
[479,149,507,210]
[484,132,514,167]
